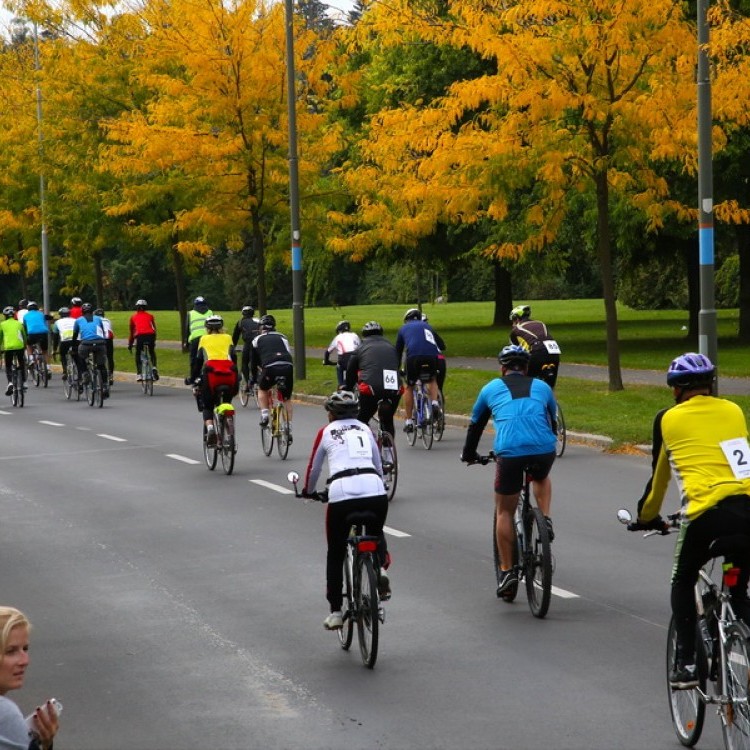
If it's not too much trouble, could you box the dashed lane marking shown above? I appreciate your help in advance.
[250,479,295,495]
[39,420,65,426]
[98,434,127,442]
[166,454,201,465]
[551,585,579,599]
[383,525,411,538]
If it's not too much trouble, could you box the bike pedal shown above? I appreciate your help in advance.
[378,607,386,624]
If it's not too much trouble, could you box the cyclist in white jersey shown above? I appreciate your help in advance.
[302,390,392,630]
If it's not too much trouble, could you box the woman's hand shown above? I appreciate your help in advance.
[30,700,59,749]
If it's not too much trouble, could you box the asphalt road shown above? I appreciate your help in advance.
[0,379,728,750]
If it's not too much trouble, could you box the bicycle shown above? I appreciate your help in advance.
[618,509,750,750]
[63,354,80,401]
[260,376,291,460]
[372,400,398,502]
[28,343,50,388]
[406,373,434,450]
[8,360,25,407]
[288,471,386,669]
[83,351,105,408]
[473,452,553,618]
[139,346,154,396]
[238,374,259,408]
[202,393,237,475]
[555,398,566,457]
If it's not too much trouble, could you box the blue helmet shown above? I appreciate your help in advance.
[667,353,715,388]
[498,344,530,369]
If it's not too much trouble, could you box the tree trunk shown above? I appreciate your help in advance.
[252,208,267,315]
[169,238,188,351]
[595,169,623,391]
[492,260,512,327]
[737,224,750,343]
[93,253,104,309]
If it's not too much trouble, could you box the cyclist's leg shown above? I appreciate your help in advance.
[4,351,13,393]
[277,366,294,426]
[147,335,157,368]
[94,344,109,390]
[379,392,400,438]
[325,502,349,613]
[134,336,144,374]
[105,339,114,380]
[256,368,273,423]
[356,390,378,427]
[494,457,525,571]
[402,358,418,426]
[77,342,90,379]
[241,343,251,385]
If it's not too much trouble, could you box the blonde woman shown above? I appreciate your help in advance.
[0,607,59,750]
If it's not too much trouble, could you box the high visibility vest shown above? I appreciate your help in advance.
[188,309,213,342]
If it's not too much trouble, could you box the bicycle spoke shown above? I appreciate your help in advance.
[722,626,750,750]
[356,555,379,668]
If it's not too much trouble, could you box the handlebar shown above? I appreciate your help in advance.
[287,471,328,503]
[618,509,680,536]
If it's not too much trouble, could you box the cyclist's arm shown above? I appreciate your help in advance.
[637,412,671,522]
[394,329,405,364]
[431,328,446,352]
[303,426,326,494]
[461,395,492,462]
[191,347,206,382]
[231,322,240,346]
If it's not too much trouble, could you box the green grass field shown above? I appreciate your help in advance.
[106,300,750,448]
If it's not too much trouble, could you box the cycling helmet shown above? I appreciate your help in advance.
[58,307,70,316]
[498,344,530,369]
[135,299,148,309]
[325,389,359,418]
[71,297,82,306]
[666,352,715,389]
[509,304,531,322]
[259,314,276,331]
[205,315,223,331]
[81,302,94,314]
[403,308,422,322]
[336,320,350,334]
[3,306,15,317]
[18,299,27,309]
[94,308,104,316]
[361,320,384,337]
[241,305,254,317]
[26,301,38,310]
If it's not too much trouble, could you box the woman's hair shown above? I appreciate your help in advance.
[0,607,30,652]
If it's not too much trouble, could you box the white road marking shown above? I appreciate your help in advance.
[166,454,201,465]
[551,585,579,599]
[97,434,127,442]
[39,420,65,427]
[0,410,11,415]
[250,479,295,495]
[383,525,411,538]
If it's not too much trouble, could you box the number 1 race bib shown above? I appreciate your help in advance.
[346,429,373,459]
[720,437,750,479]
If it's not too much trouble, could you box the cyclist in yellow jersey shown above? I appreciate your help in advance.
[189,316,238,446]
[632,353,750,689]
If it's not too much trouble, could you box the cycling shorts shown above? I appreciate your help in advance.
[27,333,49,351]
[405,355,438,386]
[494,452,555,495]
[259,363,294,400]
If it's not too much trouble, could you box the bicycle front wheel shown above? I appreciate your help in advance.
[421,398,434,450]
[63,365,73,400]
[555,400,567,458]
[276,406,290,460]
[666,616,706,747]
[220,416,236,475]
[203,424,218,470]
[721,623,750,750]
[524,507,552,618]
[380,431,398,502]
[356,555,379,669]
[338,550,355,651]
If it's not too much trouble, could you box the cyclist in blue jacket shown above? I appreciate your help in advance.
[71,303,110,398]
[460,345,557,599]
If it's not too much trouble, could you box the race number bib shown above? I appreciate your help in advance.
[543,340,561,355]
[720,437,750,479]
[424,329,436,346]
[346,429,373,459]
[382,368,398,390]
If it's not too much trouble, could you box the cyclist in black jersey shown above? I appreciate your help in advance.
[509,305,561,389]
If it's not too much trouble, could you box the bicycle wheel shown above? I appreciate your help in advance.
[42,360,49,388]
[220,416,236,475]
[356,555,379,669]
[276,405,290,460]
[11,370,21,407]
[721,623,750,750]
[30,358,40,387]
[337,550,355,651]
[492,508,519,602]
[260,407,274,456]
[421,397,434,450]
[380,431,398,502]
[435,391,445,441]
[239,377,250,407]
[203,424,218,470]
[406,399,417,446]
[93,369,104,408]
[666,616,706,747]
[85,368,94,406]
[555,400,567,458]
[63,366,73,399]
[524,507,552,618]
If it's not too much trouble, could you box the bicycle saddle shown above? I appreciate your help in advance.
[345,511,380,534]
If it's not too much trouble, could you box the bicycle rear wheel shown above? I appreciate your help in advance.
[338,550,355,651]
[356,555,379,669]
[406,403,417,446]
[721,623,750,750]
[492,509,518,602]
[203,424,218,470]
[12,369,22,407]
[524,507,552,618]
[220,416,236,475]
[435,391,445,441]
[420,398,434,450]
[42,359,49,387]
[63,367,73,399]
[30,359,40,387]
[94,369,104,408]
[555,400,566,457]
[666,616,706,747]
[239,377,250,407]
[380,431,398,502]
[85,369,94,406]
[276,405,290,460]
[260,417,274,456]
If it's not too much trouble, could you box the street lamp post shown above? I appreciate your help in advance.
[697,0,718,385]
[33,23,50,317]
[284,0,306,379]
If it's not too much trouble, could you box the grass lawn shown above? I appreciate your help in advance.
[106,300,750,448]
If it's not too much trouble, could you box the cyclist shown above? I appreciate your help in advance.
[231,305,260,393]
[71,303,110,398]
[300,390,391,630]
[422,312,447,403]
[395,308,446,433]
[69,296,84,319]
[184,296,213,382]
[22,301,51,379]
[509,304,561,389]
[15,299,28,325]
[344,321,402,439]
[1,305,27,396]
[250,314,294,440]
[128,299,158,383]
[52,307,76,380]
[630,353,750,689]
[460,345,557,599]
[94,308,115,385]
[324,320,360,388]
[189,315,238,446]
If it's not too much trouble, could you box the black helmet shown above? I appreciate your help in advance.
[71,297,82,306]
[18,299,27,309]
[510,304,531,323]
[403,308,422,322]
[241,305,254,318]
[205,315,223,331]
[362,320,383,337]
[94,308,104,316]
[194,296,208,310]
[81,302,94,314]
[58,307,70,316]
[498,344,530,369]
[336,320,350,334]
[259,314,276,331]
[666,352,715,389]
[135,299,148,309]
[26,301,39,310]
[325,390,359,418]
